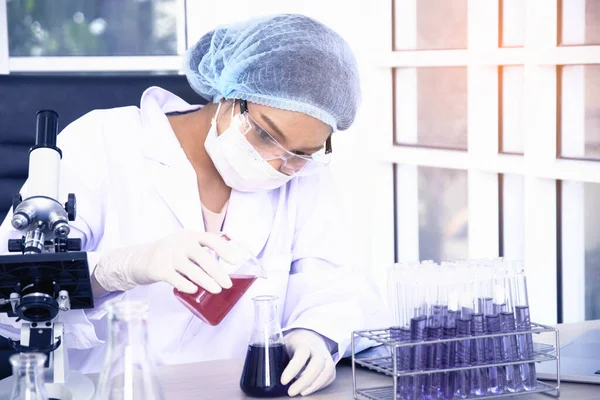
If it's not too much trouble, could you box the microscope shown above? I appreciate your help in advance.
[0,111,95,399]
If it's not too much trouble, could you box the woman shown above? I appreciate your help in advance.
[0,13,380,396]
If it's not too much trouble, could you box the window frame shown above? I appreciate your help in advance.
[0,0,187,74]
[383,0,600,325]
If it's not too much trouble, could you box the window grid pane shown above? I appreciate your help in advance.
[501,66,525,154]
[501,0,526,47]
[417,166,468,262]
[395,67,468,150]
[560,65,600,161]
[394,0,468,50]
[560,0,600,46]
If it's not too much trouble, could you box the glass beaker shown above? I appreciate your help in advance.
[9,353,49,400]
[173,233,266,326]
[94,300,165,400]
[240,295,291,398]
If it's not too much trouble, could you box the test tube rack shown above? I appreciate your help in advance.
[351,323,560,399]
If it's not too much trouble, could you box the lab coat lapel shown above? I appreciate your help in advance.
[222,189,275,259]
[152,163,205,232]
[140,88,205,232]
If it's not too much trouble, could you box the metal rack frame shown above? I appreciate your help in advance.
[352,322,560,399]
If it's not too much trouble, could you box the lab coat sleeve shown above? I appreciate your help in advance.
[0,110,116,349]
[281,170,386,361]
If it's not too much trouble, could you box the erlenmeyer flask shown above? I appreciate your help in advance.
[174,233,266,326]
[94,300,165,400]
[9,353,49,400]
[240,295,291,398]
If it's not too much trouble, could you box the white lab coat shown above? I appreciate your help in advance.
[0,87,382,373]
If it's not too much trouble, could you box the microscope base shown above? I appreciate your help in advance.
[0,370,94,400]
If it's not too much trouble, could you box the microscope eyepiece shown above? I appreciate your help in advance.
[34,110,60,150]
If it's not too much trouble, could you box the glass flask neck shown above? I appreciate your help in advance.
[95,300,165,400]
[10,353,48,400]
[249,296,284,346]
[108,303,149,349]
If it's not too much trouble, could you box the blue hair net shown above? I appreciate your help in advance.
[184,14,360,131]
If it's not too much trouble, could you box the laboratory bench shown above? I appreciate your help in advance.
[89,320,600,399]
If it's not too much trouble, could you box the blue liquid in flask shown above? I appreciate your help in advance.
[240,344,291,398]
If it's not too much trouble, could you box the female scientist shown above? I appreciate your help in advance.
[0,13,379,397]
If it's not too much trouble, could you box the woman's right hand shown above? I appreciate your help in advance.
[92,230,248,296]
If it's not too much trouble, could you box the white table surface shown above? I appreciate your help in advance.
[120,320,600,400]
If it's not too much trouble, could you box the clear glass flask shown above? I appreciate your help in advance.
[94,300,165,400]
[174,233,266,326]
[240,295,291,398]
[9,353,49,400]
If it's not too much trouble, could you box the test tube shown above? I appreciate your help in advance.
[408,264,428,398]
[455,264,473,399]
[387,263,411,397]
[471,265,490,397]
[425,263,445,398]
[476,262,494,319]
[486,265,506,395]
[513,261,537,391]
[498,261,523,392]
[440,263,458,400]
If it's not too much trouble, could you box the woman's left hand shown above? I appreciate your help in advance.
[281,329,336,397]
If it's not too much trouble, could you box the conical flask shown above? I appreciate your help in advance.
[240,295,291,398]
[9,353,49,400]
[174,233,266,326]
[94,300,165,400]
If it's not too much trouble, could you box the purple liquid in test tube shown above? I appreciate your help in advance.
[516,305,537,390]
[387,264,413,398]
[497,262,522,392]
[425,306,445,399]
[423,265,446,400]
[493,303,506,314]
[440,310,457,400]
[500,311,522,392]
[410,315,428,397]
[483,266,507,395]
[390,327,411,397]
[455,317,472,399]
[485,314,506,394]
[513,262,537,391]
[470,313,489,397]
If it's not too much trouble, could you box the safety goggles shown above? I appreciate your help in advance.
[229,100,332,176]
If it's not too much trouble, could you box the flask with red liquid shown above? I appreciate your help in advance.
[173,233,266,326]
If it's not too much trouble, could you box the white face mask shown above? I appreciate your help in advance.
[204,102,293,193]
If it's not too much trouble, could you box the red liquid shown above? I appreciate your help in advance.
[174,274,257,326]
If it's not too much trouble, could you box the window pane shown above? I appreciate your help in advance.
[561,180,600,321]
[501,66,525,154]
[395,67,468,149]
[501,0,526,47]
[560,65,600,160]
[7,0,182,56]
[419,167,468,262]
[561,0,600,45]
[501,174,524,260]
[394,0,468,50]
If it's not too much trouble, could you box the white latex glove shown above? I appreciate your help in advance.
[93,230,247,295]
[281,329,336,397]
